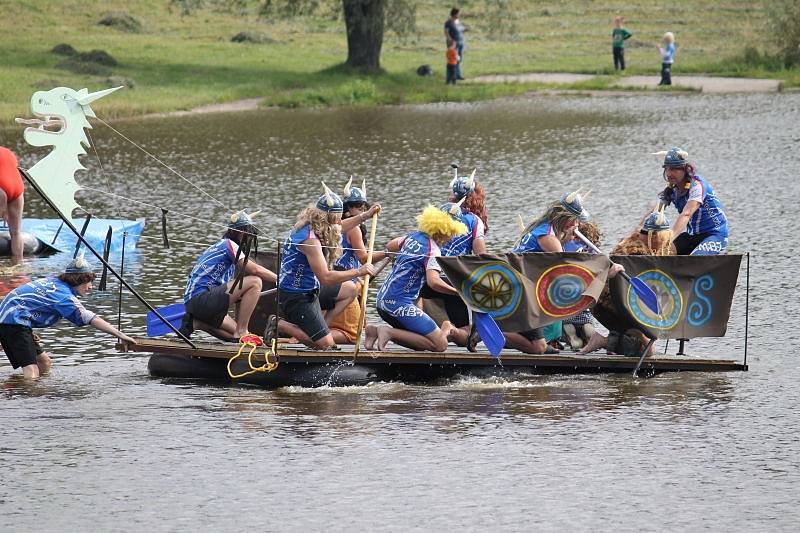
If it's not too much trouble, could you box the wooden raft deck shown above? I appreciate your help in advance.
[125,337,747,385]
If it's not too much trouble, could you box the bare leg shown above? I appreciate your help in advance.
[448,325,470,347]
[21,363,40,380]
[375,322,450,352]
[194,316,237,341]
[504,332,547,354]
[330,329,353,345]
[325,281,357,325]
[7,194,24,262]
[278,319,336,349]
[225,276,262,338]
[579,331,608,354]
[365,324,378,350]
[36,352,52,375]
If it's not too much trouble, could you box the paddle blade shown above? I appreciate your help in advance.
[629,276,660,314]
[147,303,185,337]
[474,312,506,357]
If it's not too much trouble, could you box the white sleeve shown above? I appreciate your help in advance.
[687,180,705,204]
[473,217,485,240]
[426,241,442,271]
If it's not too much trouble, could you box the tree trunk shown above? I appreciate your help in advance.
[342,0,385,72]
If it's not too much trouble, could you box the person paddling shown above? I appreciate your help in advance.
[366,203,469,352]
[656,147,729,255]
[181,210,277,342]
[335,177,387,274]
[0,255,135,379]
[276,183,379,349]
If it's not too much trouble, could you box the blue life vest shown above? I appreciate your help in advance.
[279,224,320,293]
[184,239,239,303]
[0,276,96,328]
[377,231,439,307]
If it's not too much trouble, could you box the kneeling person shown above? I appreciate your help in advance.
[0,255,135,379]
[277,183,379,349]
[183,210,277,341]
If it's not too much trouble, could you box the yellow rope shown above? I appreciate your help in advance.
[227,338,279,379]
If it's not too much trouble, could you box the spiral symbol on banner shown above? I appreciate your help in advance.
[687,274,714,326]
[462,262,523,319]
[536,264,595,317]
[627,269,683,330]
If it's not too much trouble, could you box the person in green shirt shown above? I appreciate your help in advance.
[612,16,633,70]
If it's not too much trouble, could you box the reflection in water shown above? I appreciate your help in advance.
[1,94,799,530]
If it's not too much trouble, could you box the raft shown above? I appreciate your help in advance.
[124,337,748,388]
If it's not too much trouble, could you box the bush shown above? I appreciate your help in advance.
[51,43,77,56]
[98,12,143,33]
[231,31,276,44]
[769,0,800,67]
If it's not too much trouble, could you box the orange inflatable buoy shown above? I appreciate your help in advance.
[0,147,24,202]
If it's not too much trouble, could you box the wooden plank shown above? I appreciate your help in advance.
[123,337,747,373]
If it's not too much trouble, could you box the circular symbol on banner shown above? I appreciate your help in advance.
[461,262,523,319]
[627,269,683,330]
[535,264,595,318]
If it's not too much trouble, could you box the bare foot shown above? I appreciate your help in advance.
[440,320,454,340]
[365,324,378,351]
[376,326,393,351]
[579,331,607,355]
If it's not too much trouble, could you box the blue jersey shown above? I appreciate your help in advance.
[513,222,554,253]
[377,231,441,308]
[669,175,728,236]
[335,229,361,271]
[184,239,239,303]
[662,42,675,63]
[441,212,485,256]
[279,224,320,293]
[563,239,588,253]
[0,277,96,328]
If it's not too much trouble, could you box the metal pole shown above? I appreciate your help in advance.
[632,338,657,378]
[744,251,750,367]
[117,231,126,330]
[19,167,197,349]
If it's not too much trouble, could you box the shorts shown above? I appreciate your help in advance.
[518,327,544,341]
[674,232,728,256]
[0,324,44,369]
[377,301,438,336]
[279,290,329,342]
[185,284,231,329]
[319,283,341,311]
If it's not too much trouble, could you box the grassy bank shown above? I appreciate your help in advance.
[0,0,796,125]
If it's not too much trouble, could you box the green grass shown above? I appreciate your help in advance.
[0,0,795,124]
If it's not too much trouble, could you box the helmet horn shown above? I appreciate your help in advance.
[361,178,367,197]
[517,214,526,232]
[343,175,353,197]
[467,168,476,188]
[321,181,335,207]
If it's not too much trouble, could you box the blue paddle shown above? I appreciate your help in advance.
[474,311,506,357]
[146,288,277,337]
[574,229,660,315]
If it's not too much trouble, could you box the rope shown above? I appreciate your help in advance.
[227,337,279,379]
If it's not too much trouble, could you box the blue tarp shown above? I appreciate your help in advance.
[21,217,145,256]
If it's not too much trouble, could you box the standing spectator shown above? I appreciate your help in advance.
[444,7,466,80]
[612,16,632,70]
[657,32,676,85]
[446,40,459,85]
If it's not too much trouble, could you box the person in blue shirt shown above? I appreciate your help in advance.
[444,7,466,80]
[366,203,468,352]
[277,183,379,349]
[182,210,277,342]
[0,255,135,379]
[656,147,728,255]
[335,177,387,274]
[657,32,676,86]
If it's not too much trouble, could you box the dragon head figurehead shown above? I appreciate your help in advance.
[16,86,122,221]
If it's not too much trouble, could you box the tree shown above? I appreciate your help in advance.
[342,0,386,71]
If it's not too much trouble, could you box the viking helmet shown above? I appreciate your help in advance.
[440,197,467,224]
[64,253,93,274]
[654,147,690,168]
[641,204,671,232]
[342,175,368,206]
[228,209,260,231]
[450,167,477,201]
[316,181,344,213]
[560,188,591,221]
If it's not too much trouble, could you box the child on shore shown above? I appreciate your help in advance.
[446,40,459,85]
[657,32,676,85]
[612,16,632,70]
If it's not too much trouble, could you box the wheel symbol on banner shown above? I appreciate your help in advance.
[627,269,683,330]
[535,264,595,318]
[462,262,523,319]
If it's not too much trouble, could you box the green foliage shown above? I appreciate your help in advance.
[768,0,800,66]
[385,0,419,42]
[482,0,517,40]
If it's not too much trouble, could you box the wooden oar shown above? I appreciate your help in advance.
[353,213,379,356]
[574,229,660,315]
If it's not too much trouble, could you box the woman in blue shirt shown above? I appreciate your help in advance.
[0,256,135,379]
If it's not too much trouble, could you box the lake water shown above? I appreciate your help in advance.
[1,92,798,531]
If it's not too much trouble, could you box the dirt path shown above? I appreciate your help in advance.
[470,73,783,93]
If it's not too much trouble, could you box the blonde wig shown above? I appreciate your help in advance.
[294,206,342,267]
[417,205,468,244]
[521,202,579,243]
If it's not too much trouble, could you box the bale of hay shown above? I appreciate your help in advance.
[78,50,118,67]
[98,12,142,33]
